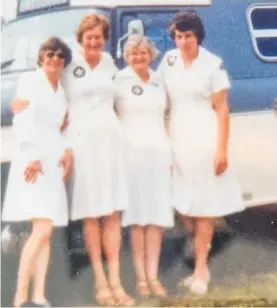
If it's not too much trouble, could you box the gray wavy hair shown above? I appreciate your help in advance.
[123,35,160,62]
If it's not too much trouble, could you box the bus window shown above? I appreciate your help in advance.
[120,10,178,69]
[1,8,111,73]
[247,4,277,62]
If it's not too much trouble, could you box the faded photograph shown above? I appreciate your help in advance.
[1,0,277,307]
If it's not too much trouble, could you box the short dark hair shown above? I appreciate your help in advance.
[37,37,72,67]
[168,10,205,45]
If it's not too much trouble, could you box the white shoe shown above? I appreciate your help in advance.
[189,278,209,295]
[1,225,17,254]
[178,269,211,289]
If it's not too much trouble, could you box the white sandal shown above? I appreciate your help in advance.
[178,269,211,289]
[189,278,209,295]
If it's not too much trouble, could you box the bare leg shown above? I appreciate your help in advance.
[194,217,214,279]
[31,241,51,304]
[145,225,162,280]
[83,218,107,288]
[188,217,214,295]
[180,215,195,235]
[102,212,121,287]
[83,217,116,306]
[130,225,150,297]
[13,219,52,307]
[180,215,195,260]
[130,225,147,282]
[145,225,166,297]
[103,212,134,306]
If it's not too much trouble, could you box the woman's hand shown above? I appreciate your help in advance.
[214,147,228,176]
[11,98,30,114]
[59,148,73,181]
[24,160,43,183]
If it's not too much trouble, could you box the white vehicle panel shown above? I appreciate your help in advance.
[230,111,277,206]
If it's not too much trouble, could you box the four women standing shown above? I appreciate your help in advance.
[4,9,245,306]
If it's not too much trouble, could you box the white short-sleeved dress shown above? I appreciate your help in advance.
[158,47,245,217]
[115,67,174,227]
[61,52,128,220]
[2,70,69,226]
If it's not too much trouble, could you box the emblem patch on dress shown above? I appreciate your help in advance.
[131,85,143,95]
[167,55,176,67]
[73,66,86,78]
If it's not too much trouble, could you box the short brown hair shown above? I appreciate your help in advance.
[76,14,110,43]
[168,10,205,45]
[37,37,72,67]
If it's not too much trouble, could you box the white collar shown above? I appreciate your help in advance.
[123,66,156,84]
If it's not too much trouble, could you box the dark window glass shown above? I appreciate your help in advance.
[251,8,277,30]
[256,37,277,57]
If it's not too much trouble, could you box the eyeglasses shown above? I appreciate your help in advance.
[45,51,65,59]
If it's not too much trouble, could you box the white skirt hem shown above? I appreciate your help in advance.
[71,205,127,220]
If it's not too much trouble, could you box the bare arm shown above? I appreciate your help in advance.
[212,89,230,151]
[212,89,230,175]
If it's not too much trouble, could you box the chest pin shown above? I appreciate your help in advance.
[167,55,176,67]
[131,85,144,96]
[73,66,86,78]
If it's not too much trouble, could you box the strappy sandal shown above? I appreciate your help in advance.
[136,280,150,297]
[111,285,135,307]
[95,286,117,307]
[149,279,167,298]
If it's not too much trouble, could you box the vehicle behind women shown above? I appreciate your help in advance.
[1,0,277,297]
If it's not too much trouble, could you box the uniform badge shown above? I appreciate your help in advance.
[73,66,86,78]
[167,55,176,67]
[132,85,143,96]
[219,62,225,70]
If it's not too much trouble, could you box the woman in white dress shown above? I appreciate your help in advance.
[11,14,133,307]
[115,35,174,298]
[158,11,245,294]
[2,37,73,307]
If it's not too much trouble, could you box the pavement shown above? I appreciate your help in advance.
[1,162,277,307]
